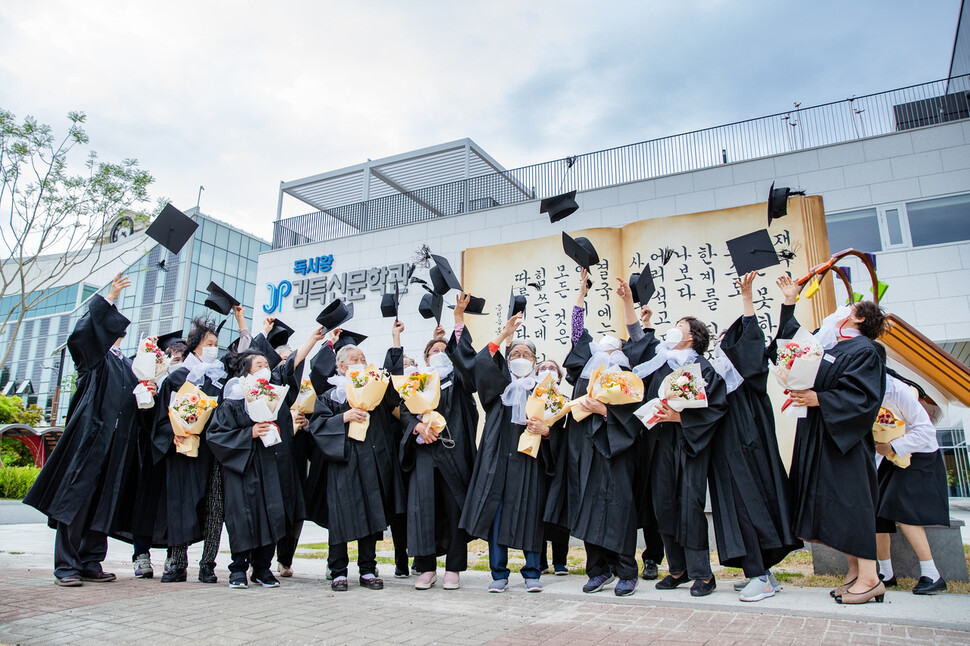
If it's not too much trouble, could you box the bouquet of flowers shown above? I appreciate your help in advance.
[519,372,570,457]
[290,378,317,415]
[168,381,218,457]
[569,365,645,422]
[240,374,289,447]
[772,327,824,419]
[132,337,171,408]
[873,406,910,468]
[392,371,446,444]
[344,364,390,441]
[634,363,708,430]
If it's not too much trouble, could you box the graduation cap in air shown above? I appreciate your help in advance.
[562,232,597,288]
[145,203,199,255]
[767,182,806,225]
[157,329,184,352]
[419,293,444,324]
[204,282,240,315]
[316,299,355,332]
[726,229,781,275]
[430,254,462,295]
[629,264,656,305]
[540,190,579,223]
[447,294,487,315]
[333,329,368,351]
[381,283,400,319]
[266,319,295,347]
[508,290,527,319]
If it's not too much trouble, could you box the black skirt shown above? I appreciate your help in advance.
[875,450,950,532]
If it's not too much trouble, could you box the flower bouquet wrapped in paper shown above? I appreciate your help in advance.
[345,364,389,441]
[392,371,446,444]
[168,381,218,457]
[518,372,569,457]
[873,406,910,468]
[635,363,708,430]
[291,378,316,415]
[132,337,170,409]
[240,374,290,447]
[772,327,824,419]
[568,365,645,422]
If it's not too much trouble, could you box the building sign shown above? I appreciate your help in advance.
[263,258,410,314]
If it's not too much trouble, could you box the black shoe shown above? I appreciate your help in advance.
[228,571,248,589]
[331,578,348,592]
[690,576,717,597]
[641,560,659,580]
[359,575,384,590]
[878,573,897,587]
[394,566,410,578]
[79,571,116,583]
[251,569,280,588]
[655,572,690,590]
[55,574,83,587]
[160,568,187,583]
[912,576,947,595]
[198,562,218,584]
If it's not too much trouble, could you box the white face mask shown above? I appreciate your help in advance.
[344,363,366,376]
[537,368,559,383]
[200,346,219,363]
[429,352,452,369]
[663,328,683,348]
[253,367,271,381]
[509,358,535,378]
[403,365,418,377]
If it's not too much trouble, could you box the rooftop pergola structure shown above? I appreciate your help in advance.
[276,139,530,238]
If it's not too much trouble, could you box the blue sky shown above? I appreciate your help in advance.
[0,0,960,239]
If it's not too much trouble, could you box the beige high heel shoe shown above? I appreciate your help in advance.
[835,581,886,604]
[830,577,856,598]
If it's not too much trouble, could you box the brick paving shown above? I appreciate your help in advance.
[1,569,969,645]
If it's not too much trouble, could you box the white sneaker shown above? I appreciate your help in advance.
[767,570,782,592]
[133,554,153,579]
[739,575,776,602]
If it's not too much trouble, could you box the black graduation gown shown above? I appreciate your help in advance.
[307,348,406,544]
[206,357,306,553]
[25,297,148,541]
[788,333,885,560]
[708,316,801,574]
[302,343,337,527]
[149,366,223,546]
[545,330,642,555]
[623,330,663,532]
[459,348,554,554]
[648,358,728,550]
[399,330,479,557]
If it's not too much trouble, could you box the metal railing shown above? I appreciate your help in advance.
[273,75,970,249]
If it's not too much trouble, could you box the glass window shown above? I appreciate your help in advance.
[216,224,229,250]
[200,219,216,244]
[885,208,904,246]
[906,194,970,247]
[199,242,214,269]
[826,208,882,254]
[229,229,242,254]
[213,247,228,274]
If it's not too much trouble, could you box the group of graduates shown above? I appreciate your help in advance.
[24,253,951,604]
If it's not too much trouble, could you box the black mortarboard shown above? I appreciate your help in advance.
[419,293,443,324]
[562,232,600,270]
[447,295,487,315]
[508,290,527,319]
[333,329,367,351]
[157,329,184,351]
[630,264,656,305]
[767,182,805,225]
[145,204,198,255]
[726,229,781,275]
[316,299,354,331]
[266,319,295,347]
[430,254,462,295]
[540,190,579,223]
[204,282,240,315]
[380,283,400,319]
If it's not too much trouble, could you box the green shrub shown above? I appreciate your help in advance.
[0,394,46,425]
[0,466,41,499]
[1,437,34,467]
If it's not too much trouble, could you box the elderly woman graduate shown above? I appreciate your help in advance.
[308,317,406,592]
[399,293,479,591]
[205,326,321,589]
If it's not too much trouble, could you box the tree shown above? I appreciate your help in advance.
[0,109,154,373]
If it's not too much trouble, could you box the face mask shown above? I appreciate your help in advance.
[253,367,271,381]
[429,352,452,368]
[537,368,559,383]
[344,363,366,376]
[663,328,683,348]
[168,361,181,374]
[509,358,535,378]
[403,365,418,377]
[200,346,219,363]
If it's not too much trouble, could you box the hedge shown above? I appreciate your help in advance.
[0,466,41,499]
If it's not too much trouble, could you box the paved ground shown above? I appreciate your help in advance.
[1,516,969,646]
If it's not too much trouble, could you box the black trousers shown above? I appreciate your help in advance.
[390,513,409,570]
[661,533,712,581]
[53,494,107,579]
[641,525,665,565]
[132,535,152,559]
[585,541,637,581]
[412,469,468,572]
[329,534,377,578]
[276,520,304,567]
[540,524,570,570]
[229,544,275,574]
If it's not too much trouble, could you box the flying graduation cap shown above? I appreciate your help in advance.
[145,203,199,255]
[430,254,462,295]
[447,294,487,315]
[726,229,781,275]
[540,190,579,223]
[266,319,295,347]
[508,290,527,319]
[316,299,355,332]
[419,293,444,324]
[204,282,240,315]
[629,264,656,305]
[380,283,400,319]
[767,182,806,225]
[562,232,598,288]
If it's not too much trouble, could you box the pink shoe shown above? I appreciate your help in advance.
[414,571,437,590]
[443,571,460,590]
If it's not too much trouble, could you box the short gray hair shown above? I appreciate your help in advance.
[509,340,537,358]
[335,344,360,365]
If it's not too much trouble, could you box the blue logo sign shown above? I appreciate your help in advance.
[264,280,292,314]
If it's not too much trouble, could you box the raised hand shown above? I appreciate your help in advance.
[776,274,799,306]
[107,273,130,302]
